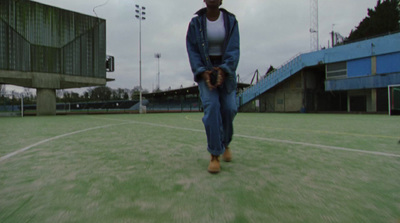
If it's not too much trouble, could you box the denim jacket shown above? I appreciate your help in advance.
[186,8,240,93]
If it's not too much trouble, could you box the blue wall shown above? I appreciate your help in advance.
[325,72,400,91]
[324,33,400,91]
[301,32,400,66]
[346,52,400,78]
[347,57,372,78]
[377,52,400,74]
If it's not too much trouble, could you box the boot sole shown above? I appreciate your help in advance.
[208,169,220,174]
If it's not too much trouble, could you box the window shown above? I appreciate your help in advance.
[326,62,347,79]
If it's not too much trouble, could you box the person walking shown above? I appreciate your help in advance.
[186,0,240,173]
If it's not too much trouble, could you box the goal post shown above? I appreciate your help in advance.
[388,84,400,116]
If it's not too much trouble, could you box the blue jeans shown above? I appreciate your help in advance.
[198,75,237,156]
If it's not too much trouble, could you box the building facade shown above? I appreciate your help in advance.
[239,32,400,114]
[0,0,110,115]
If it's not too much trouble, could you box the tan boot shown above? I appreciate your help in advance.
[222,147,232,162]
[208,155,220,174]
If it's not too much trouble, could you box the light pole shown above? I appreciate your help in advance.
[135,4,146,113]
[155,53,161,91]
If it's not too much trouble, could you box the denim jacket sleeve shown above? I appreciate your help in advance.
[220,13,240,92]
[186,17,208,82]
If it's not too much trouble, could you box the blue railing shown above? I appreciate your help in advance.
[237,53,304,108]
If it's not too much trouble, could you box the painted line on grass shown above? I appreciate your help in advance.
[93,117,400,158]
[185,115,398,140]
[234,134,400,158]
[2,117,399,163]
[0,124,125,163]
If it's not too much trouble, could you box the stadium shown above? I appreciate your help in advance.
[1,0,400,222]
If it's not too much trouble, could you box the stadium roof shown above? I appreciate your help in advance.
[144,83,251,98]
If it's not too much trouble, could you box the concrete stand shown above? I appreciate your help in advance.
[36,89,56,116]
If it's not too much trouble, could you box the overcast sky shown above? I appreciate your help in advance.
[10,0,379,93]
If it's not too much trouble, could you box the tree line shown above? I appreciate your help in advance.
[57,86,149,103]
[347,0,399,41]
[1,86,150,105]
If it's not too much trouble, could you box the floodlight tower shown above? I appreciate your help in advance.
[135,4,146,113]
[155,53,161,91]
[310,0,319,51]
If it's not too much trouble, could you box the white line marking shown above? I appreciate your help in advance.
[2,117,399,163]
[92,117,400,158]
[0,124,123,163]
[234,134,400,158]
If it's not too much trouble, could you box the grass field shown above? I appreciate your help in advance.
[1,113,400,223]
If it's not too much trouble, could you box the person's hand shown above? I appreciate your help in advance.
[202,71,215,90]
[215,67,226,87]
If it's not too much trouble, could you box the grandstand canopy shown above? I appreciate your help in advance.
[144,83,251,98]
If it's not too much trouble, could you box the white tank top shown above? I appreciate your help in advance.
[207,11,225,56]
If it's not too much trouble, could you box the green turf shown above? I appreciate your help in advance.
[1,113,399,222]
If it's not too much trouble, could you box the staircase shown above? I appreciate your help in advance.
[237,53,304,108]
